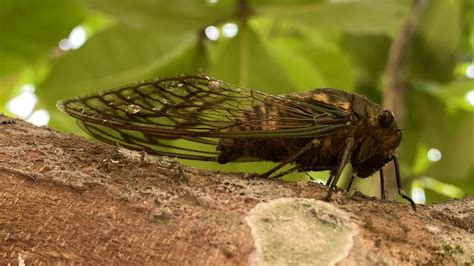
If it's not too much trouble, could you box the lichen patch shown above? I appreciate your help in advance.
[245,198,358,266]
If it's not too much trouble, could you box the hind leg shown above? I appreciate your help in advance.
[259,140,318,178]
[216,139,243,164]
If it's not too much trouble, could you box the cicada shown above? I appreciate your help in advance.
[57,75,416,209]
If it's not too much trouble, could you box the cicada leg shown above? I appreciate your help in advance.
[392,154,416,211]
[325,137,355,201]
[325,174,333,187]
[269,166,299,179]
[379,169,386,200]
[345,174,356,192]
[259,140,318,179]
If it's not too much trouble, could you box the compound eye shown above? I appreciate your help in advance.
[377,110,395,128]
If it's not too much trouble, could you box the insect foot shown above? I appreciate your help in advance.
[323,187,335,203]
[244,173,263,180]
[1,119,15,125]
[399,188,417,211]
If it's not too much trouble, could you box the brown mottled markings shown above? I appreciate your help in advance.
[312,93,330,104]
[266,104,279,131]
[315,93,350,110]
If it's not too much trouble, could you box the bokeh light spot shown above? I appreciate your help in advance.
[20,84,35,93]
[411,187,426,204]
[59,39,71,51]
[58,25,87,51]
[69,26,87,49]
[27,109,50,126]
[427,148,442,162]
[466,90,474,106]
[466,64,474,78]
[222,23,238,38]
[205,26,220,41]
[7,85,37,118]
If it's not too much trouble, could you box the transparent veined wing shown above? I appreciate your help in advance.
[57,75,350,161]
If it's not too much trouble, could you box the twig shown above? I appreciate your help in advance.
[383,0,427,125]
[382,0,427,194]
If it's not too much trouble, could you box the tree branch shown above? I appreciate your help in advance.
[383,0,427,125]
[0,115,472,264]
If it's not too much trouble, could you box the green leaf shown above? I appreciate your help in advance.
[0,0,88,77]
[254,0,410,35]
[263,26,355,90]
[149,43,210,78]
[417,80,474,112]
[411,143,432,175]
[419,0,461,62]
[339,34,391,99]
[460,0,474,54]
[83,0,234,31]
[413,176,464,199]
[0,74,24,110]
[210,24,294,94]
[266,40,326,90]
[401,89,474,188]
[37,25,196,106]
[410,0,461,82]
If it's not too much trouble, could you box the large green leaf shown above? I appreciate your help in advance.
[420,80,474,112]
[83,0,234,31]
[0,74,23,109]
[210,24,293,94]
[460,0,474,54]
[263,26,355,90]
[266,39,326,90]
[254,0,410,35]
[410,0,461,82]
[0,0,88,77]
[339,34,391,99]
[401,88,474,186]
[46,43,208,133]
[420,0,460,62]
[37,25,196,104]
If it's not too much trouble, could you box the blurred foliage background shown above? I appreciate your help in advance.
[0,0,472,204]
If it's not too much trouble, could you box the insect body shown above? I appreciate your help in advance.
[57,75,415,209]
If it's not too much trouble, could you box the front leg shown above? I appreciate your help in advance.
[392,154,416,210]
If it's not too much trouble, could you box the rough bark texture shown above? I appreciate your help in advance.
[0,115,472,265]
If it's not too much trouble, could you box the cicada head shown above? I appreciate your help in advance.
[351,96,402,178]
[371,110,403,152]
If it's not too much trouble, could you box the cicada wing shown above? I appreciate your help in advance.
[76,119,218,161]
[58,75,350,161]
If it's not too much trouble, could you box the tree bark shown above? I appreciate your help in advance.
[0,115,472,265]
